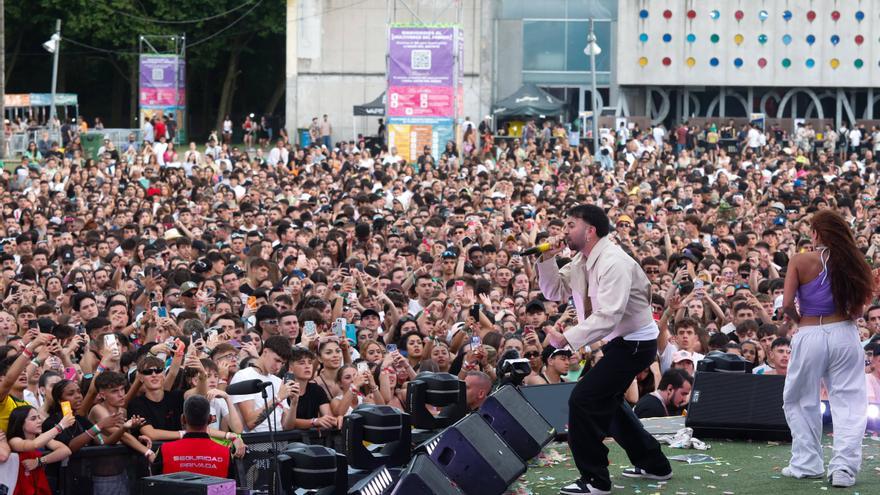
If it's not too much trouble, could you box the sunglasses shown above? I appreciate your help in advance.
[262,319,278,325]
[524,351,540,359]
[734,283,751,290]
[140,368,164,376]
[644,269,660,274]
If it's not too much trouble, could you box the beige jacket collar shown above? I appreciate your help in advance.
[584,236,613,270]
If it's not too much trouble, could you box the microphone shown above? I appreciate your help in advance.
[226,379,273,395]
[518,243,552,256]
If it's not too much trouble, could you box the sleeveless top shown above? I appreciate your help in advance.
[797,248,835,317]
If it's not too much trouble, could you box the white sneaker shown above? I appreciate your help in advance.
[781,467,823,479]
[830,469,855,488]
[621,467,672,481]
[559,479,611,495]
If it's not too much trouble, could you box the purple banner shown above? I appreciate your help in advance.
[139,55,185,106]
[388,27,455,87]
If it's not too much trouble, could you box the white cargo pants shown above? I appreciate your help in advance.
[783,321,867,477]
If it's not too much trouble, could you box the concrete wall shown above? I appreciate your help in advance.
[293,0,489,141]
[494,19,524,102]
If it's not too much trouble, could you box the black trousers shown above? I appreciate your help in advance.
[568,337,671,490]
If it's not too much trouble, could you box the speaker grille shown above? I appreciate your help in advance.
[686,372,790,440]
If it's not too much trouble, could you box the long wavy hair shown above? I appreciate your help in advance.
[810,209,874,318]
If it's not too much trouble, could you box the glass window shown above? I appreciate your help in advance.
[523,21,566,71]
[566,20,611,72]
[523,20,611,72]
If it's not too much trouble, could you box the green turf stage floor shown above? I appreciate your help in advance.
[514,423,880,495]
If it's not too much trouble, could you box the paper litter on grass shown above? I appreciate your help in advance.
[668,454,717,464]
[656,427,710,450]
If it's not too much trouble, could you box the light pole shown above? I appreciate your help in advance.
[584,19,602,158]
[43,20,62,125]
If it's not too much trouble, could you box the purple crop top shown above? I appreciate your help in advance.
[797,249,835,317]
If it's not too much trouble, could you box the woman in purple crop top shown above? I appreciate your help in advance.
[780,209,874,488]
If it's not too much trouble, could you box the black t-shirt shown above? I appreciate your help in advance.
[129,389,186,432]
[633,393,668,419]
[295,382,329,420]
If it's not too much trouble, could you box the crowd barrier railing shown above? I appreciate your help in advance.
[49,428,343,495]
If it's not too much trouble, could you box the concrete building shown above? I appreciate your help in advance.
[285,0,880,143]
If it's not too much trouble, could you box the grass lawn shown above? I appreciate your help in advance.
[514,427,880,495]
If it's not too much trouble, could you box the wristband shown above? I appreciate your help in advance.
[179,430,185,439]
[96,365,106,374]
[37,457,43,468]
[54,424,63,434]
[31,358,43,368]
[144,449,154,458]
[310,418,317,427]
[22,347,34,358]
[90,424,100,436]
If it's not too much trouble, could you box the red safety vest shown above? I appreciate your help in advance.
[160,434,231,478]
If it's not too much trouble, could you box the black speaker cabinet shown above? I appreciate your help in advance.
[685,371,790,440]
[391,454,464,495]
[519,382,577,440]
[141,471,236,495]
[428,414,526,495]
[479,385,555,461]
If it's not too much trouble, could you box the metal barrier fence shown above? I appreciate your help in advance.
[50,428,342,495]
[7,128,63,158]
[6,128,141,159]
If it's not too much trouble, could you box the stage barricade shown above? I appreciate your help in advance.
[49,428,342,495]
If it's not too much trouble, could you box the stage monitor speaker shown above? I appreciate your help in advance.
[390,454,464,495]
[686,371,790,441]
[479,385,555,461]
[428,414,526,495]
[141,471,236,495]
[519,382,577,440]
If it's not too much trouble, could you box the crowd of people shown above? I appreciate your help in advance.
[0,110,878,494]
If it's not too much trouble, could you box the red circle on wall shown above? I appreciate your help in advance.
[758,58,767,68]
[662,57,672,66]
[687,10,696,19]
[735,10,744,21]
[856,35,865,45]
[831,11,840,21]
[807,11,816,22]
[663,10,672,19]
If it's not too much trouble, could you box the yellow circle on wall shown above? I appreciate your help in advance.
[639,57,649,67]
[686,57,696,67]
[734,34,744,45]
[830,58,840,69]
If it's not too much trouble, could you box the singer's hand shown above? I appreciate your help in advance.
[542,236,566,259]
[546,326,568,349]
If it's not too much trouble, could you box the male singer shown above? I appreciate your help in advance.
[538,205,671,495]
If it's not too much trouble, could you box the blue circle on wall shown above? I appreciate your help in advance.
[663,33,672,43]
[710,10,720,20]
[710,57,719,67]
[758,34,768,44]
[734,58,744,68]
[782,34,792,45]
[783,10,793,21]
[806,35,816,45]
[806,58,815,68]
[759,10,769,22]
[856,11,865,22]
[830,35,840,45]
[686,33,696,43]
[639,33,648,43]
[639,9,649,19]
